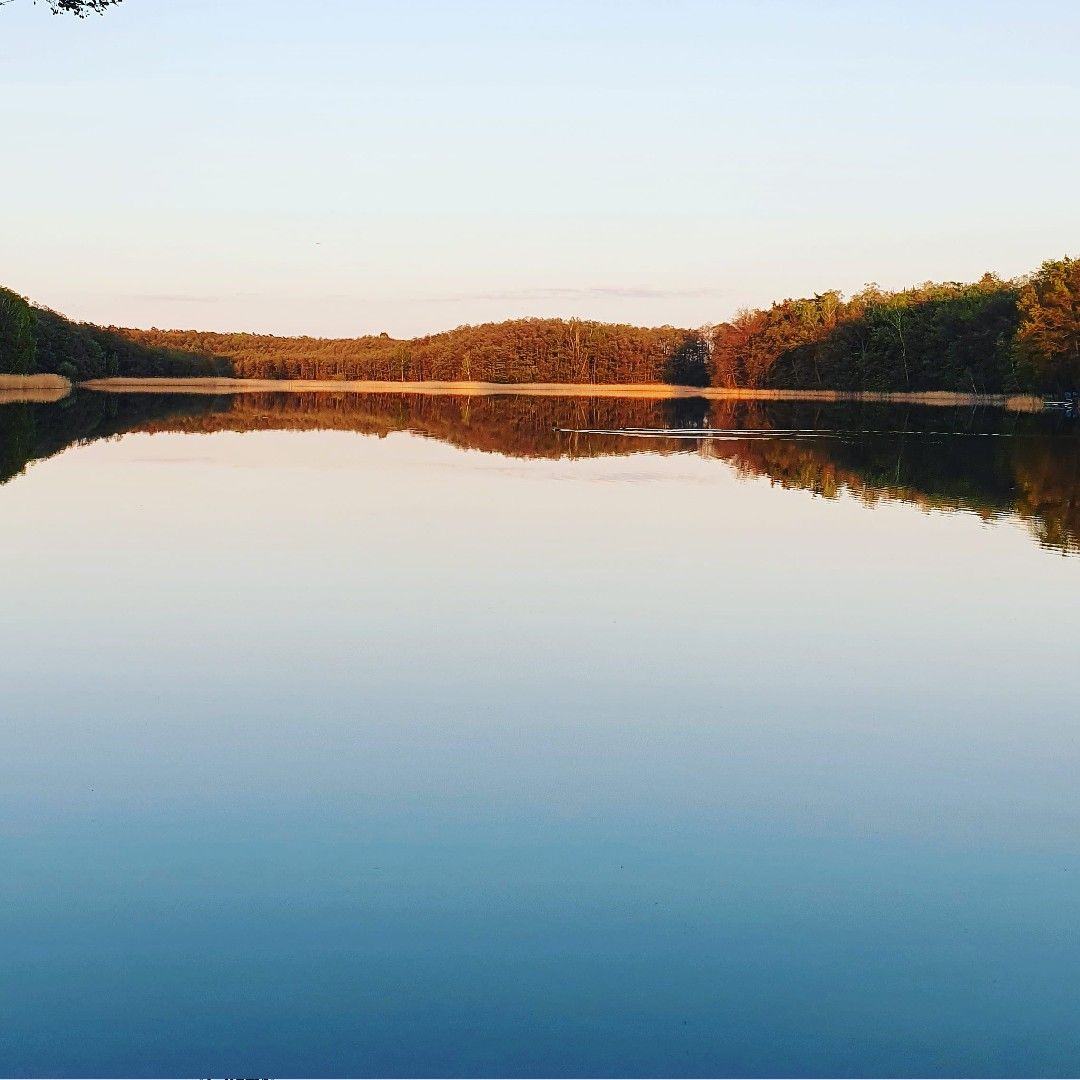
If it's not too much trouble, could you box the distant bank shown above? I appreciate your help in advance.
[3,256,1078,394]
[0,370,1051,411]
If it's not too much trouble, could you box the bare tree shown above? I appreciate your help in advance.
[1,0,123,15]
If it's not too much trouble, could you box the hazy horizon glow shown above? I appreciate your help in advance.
[2,0,1079,336]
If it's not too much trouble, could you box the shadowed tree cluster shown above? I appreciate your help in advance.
[0,289,35,375]
[32,307,229,380]
[0,298,229,380]
[709,277,1021,393]
[708,258,1079,394]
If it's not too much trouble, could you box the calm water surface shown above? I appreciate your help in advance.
[2,392,1079,1077]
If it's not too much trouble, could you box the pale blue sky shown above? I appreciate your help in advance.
[2,0,1078,336]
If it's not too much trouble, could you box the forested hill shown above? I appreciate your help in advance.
[2,256,1078,391]
[118,320,706,386]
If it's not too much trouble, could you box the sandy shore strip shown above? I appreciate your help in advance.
[0,374,72,404]
[78,378,1046,410]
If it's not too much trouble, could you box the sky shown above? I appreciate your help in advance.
[1,0,1078,337]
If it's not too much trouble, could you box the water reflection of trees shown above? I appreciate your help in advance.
[0,392,224,485]
[2,391,1078,554]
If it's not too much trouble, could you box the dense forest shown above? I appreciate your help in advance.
[0,289,226,381]
[118,319,705,386]
[3,389,1078,553]
[2,256,1078,392]
[113,256,1080,393]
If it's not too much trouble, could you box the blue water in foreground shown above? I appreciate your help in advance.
[2,418,1079,1077]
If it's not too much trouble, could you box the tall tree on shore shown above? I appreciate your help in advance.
[665,332,712,387]
[0,289,36,375]
[1016,257,1080,391]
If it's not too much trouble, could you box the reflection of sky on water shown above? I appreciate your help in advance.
[2,429,1079,1076]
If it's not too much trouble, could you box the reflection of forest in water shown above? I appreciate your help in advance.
[3,390,1079,553]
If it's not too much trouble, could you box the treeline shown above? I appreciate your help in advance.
[0,289,36,374]
[32,306,229,380]
[714,276,1020,392]
[0,289,227,380]
[712,258,1078,393]
[3,255,1078,391]
[118,318,709,386]
[117,256,1080,393]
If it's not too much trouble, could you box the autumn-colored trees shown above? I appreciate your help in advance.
[1016,257,1080,391]
[113,269,1063,393]
[118,319,698,386]
[708,277,1019,393]
[5,255,1079,391]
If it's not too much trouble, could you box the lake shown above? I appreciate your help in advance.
[2,390,1079,1077]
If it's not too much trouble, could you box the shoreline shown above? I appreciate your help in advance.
[78,378,1047,410]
